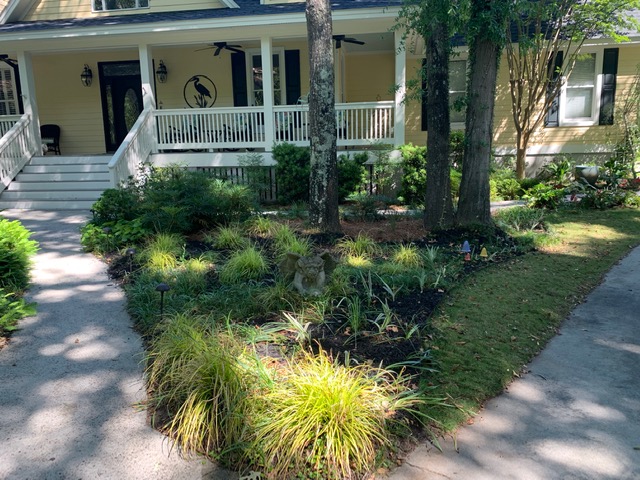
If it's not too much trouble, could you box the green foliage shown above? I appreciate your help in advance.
[244,215,279,238]
[273,143,311,204]
[391,244,424,268]
[251,349,425,480]
[207,225,250,251]
[141,233,184,272]
[336,233,380,257]
[494,207,545,232]
[337,152,367,201]
[80,218,151,254]
[237,152,271,198]
[543,156,573,185]
[524,183,565,209]
[145,315,254,457]
[0,289,36,336]
[218,247,268,284]
[579,188,638,210]
[491,168,523,200]
[272,224,312,259]
[0,219,38,291]
[91,188,142,224]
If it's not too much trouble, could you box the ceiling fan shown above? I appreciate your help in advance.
[196,42,244,56]
[332,35,365,49]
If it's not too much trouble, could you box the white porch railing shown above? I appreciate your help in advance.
[154,101,395,151]
[0,115,22,137]
[108,107,156,188]
[0,114,37,194]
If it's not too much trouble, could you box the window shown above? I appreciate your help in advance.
[559,51,602,126]
[93,0,149,12]
[449,60,467,125]
[247,51,284,106]
[0,66,18,116]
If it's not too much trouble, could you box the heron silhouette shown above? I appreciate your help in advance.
[191,76,211,99]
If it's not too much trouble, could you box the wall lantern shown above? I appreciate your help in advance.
[155,60,168,83]
[80,64,93,87]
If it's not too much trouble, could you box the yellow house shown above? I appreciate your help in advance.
[0,0,637,208]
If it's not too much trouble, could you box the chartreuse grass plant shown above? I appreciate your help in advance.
[145,314,256,457]
[245,215,279,238]
[206,225,250,251]
[272,223,312,259]
[391,243,423,268]
[141,233,184,272]
[254,280,302,314]
[345,254,374,268]
[172,258,212,297]
[336,232,379,257]
[218,247,268,284]
[251,349,427,480]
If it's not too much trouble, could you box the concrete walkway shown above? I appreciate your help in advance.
[2,210,639,480]
[0,210,228,480]
[389,246,640,479]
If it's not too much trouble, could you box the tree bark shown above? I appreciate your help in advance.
[306,0,341,233]
[515,129,529,180]
[424,20,454,231]
[457,1,502,227]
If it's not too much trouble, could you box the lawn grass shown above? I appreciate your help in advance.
[428,208,640,430]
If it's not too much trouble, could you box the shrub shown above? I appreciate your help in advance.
[494,207,545,232]
[251,349,425,480]
[81,218,151,254]
[398,144,427,205]
[91,188,142,224]
[0,289,36,336]
[337,152,367,201]
[524,183,566,209]
[273,143,311,204]
[580,189,637,210]
[218,247,268,284]
[0,219,38,291]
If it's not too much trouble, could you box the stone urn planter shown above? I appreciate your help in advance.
[574,165,599,186]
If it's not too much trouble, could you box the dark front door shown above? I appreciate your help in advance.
[99,61,143,152]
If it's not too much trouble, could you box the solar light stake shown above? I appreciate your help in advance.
[126,248,136,272]
[155,283,171,321]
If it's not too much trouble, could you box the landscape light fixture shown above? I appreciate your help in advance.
[80,64,93,87]
[155,282,171,321]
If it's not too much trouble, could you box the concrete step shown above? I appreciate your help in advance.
[30,156,111,166]
[0,199,96,210]
[23,164,109,174]
[6,181,110,191]
[0,190,103,201]
[14,172,110,182]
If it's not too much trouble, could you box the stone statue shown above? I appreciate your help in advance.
[279,251,337,296]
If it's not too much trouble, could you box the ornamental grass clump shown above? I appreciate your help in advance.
[251,349,425,480]
[391,244,423,268]
[145,314,254,457]
[336,233,380,257]
[207,225,250,251]
[141,233,184,272]
[218,247,268,284]
[272,224,312,259]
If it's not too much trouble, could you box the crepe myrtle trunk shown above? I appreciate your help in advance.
[424,21,454,231]
[306,0,342,233]
[457,36,499,227]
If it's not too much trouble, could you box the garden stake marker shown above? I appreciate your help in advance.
[461,241,471,261]
[480,247,488,259]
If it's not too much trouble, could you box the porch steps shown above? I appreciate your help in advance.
[0,156,111,210]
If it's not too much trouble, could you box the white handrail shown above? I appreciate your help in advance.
[108,107,155,188]
[0,114,37,194]
[0,115,22,137]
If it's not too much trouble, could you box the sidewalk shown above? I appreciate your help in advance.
[389,245,640,479]
[0,210,231,480]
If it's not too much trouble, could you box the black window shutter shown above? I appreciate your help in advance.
[421,58,428,131]
[545,51,563,128]
[284,50,301,105]
[599,48,619,126]
[231,52,248,106]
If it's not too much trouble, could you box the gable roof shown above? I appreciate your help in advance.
[0,0,402,34]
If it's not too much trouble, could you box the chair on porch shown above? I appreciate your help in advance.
[40,124,61,155]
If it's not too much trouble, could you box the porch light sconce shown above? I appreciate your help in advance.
[155,60,168,83]
[80,64,93,87]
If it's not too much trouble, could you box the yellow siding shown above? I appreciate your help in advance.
[344,53,394,103]
[404,44,640,152]
[34,50,139,155]
[25,0,225,21]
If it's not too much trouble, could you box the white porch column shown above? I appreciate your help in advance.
[394,30,406,147]
[16,51,41,148]
[138,44,156,110]
[260,36,275,149]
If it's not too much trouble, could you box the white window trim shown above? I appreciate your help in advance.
[559,48,603,127]
[92,0,150,13]
[449,55,468,130]
[0,65,19,116]
[245,48,287,106]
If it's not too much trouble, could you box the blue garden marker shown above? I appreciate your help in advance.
[461,240,471,253]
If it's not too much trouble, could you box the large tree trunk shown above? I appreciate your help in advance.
[306,0,341,233]
[515,129,529,180]
[457,22,500,226]
[424,20,454,231]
